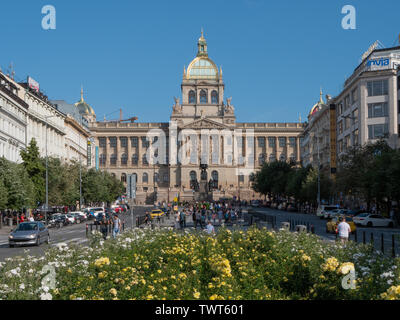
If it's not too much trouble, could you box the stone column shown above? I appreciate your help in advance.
[127,136,132,167]
[138,136,143,165]
[296,137,301,163]
[105,137,110,167]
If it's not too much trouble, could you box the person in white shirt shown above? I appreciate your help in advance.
[336,217,351,244]
[206,221,215,235]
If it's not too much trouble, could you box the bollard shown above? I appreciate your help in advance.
[363,231,366,244]
[295,225,307,233]
[370,233,374,245]
[381,233,384,254]
[392,235,396,258]
[280,222,290,231]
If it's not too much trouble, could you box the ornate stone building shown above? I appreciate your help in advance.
[88,33,305,204]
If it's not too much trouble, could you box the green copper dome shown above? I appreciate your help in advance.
[75,87,95,116]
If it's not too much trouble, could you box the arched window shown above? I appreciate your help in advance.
[211,170,218,182]
[142,172,148,183]
[211,91,218,104]
[190,171,197,181]
[189,90,196,104]
[132,154,138,165]
[121,154,128,165]
[121,173,127,183]
[200,90,207,104]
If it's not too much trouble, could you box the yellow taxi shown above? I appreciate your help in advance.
[326,216,356,234]
[150,209,164,219]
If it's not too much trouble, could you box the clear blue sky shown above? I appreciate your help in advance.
[1,0,400,123]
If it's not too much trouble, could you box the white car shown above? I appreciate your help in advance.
[65,214,76,224]
[69,211,87,223]
[353,213,394,227]
[316,205,339,219]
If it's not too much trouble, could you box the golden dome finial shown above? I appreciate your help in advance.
[80,85,84,101]
[319,87,324,104]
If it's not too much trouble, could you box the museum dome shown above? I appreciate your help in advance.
[75,87,95,116]
[186,30,220,80]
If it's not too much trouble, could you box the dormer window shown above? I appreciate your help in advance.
[211,91,218,104]
[189,90,196,104]
[200,90,207,104]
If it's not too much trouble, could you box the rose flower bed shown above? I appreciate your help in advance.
[0,227,399,300]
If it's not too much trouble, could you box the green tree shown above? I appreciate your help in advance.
[300,168,332,205]
[0,173,8,209]
[20,138,45,205]
[0,158,35,210]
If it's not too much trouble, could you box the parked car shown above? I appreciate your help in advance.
[250,200,260,207]
[69,212,86,223]
[94,211,112,225]
[65,214,75,224]
[84,207,105,219]
[326,216,356,234]
[353,213,394,227]
[9,222,50,247]
[316,205,339,219]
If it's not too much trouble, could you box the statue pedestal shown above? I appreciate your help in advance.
[194,180,212,202]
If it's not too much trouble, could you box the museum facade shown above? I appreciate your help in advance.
[87,33,305,204]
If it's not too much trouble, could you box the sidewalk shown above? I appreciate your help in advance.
[137,210,250,232]
[0,225,13,235]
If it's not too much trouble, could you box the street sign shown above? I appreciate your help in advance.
[127,174,137,199]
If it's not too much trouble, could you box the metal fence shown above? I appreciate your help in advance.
[247,210,398,258]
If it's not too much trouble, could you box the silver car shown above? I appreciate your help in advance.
[9,222,50,247]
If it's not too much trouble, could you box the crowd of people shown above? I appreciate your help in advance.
[145,201,244,235]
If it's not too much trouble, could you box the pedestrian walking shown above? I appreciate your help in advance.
[336,216,351,244]
[205,221,215,235]
[179,210,185,229]
[174,211,180,230]
[112,214,122,238]
[218,209,223,225]
[200,212,206,229]
[100,215,109,240]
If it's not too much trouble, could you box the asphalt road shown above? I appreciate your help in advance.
[1,206,399,261]
[250,207,400,256]
[0,206,150,262]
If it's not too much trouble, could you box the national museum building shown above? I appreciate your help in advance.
[86,33,304,204]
